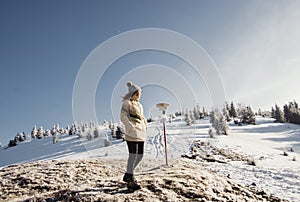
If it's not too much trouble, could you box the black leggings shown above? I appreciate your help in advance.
[126,141,144,174]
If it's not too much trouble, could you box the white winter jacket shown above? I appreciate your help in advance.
[120,99,147,142]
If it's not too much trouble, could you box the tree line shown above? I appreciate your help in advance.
[271,100,300,124]
[181,102,256,137]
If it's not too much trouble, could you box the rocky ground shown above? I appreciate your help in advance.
[183,140,254,164]
[0,155,288,202]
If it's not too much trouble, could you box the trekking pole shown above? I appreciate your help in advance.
[163,119,168,166]
[156,103,170,166]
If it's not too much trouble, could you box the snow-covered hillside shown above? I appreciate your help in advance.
[0,118,204,167]
[0,116,299,201]
[193,117,300,202]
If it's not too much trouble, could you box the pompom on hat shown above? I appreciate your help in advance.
[127,81,141,93]
[122,81,142,100]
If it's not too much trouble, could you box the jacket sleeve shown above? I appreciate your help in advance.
[120,100,134,131]
[139,103,148,127]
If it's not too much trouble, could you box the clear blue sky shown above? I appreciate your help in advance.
[1,0,300,145]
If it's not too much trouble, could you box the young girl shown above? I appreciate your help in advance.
[120,81,147,190]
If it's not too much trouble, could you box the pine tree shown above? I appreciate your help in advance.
[93,128,99,138]
[87,129,93,140]
[193,106,200,120]
[210,108,229,135]
[31,126,37,139]
[271,106,275,118]
[197,104,202,118]
[247,106,256,125]
[185,109,192,126]
[283,104,290,122]
[225,102,229,111]
[229,102,237,118]
[240,106,256,124]
[274,104,285,123]
[116,126,124,139]
[37,126,44,139]
[220,113,229,135]
[284,101,300,124]
[294,100,299,109]
[223,103,231,122]
[258,108,262,116]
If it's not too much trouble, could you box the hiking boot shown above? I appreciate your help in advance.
[122,173,137,182]
[127,180,141,190]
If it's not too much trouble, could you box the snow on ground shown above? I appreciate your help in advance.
[0,116,299,201]
[195,117,300,202]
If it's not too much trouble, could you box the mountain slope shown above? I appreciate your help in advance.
[0,117,299,201]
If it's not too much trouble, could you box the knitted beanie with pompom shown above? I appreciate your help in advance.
[122,81,141,100]
[127,81,141,94]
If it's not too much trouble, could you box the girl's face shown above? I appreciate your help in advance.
[132,91,141,101]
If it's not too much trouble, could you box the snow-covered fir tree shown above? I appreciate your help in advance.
[283,100,300,124]
[185,109,193,126]
[86,129,93,140]
[202,107,208,117]
[93,127,99,138]
[283,104,289,122]
[235,103,255,125]
[271,106,275,118]
[31,126,37,139]
[111,124,116,138]
[241,106,256,125]
[77,130,83,138]
[37,126,44,139]
[229,102,237,118]
[210,108,229,135]
[223,102,231,122]
[116,126,124,139]
[257,108,262,116]
[274,104,285,123]
[193,105,200,120]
